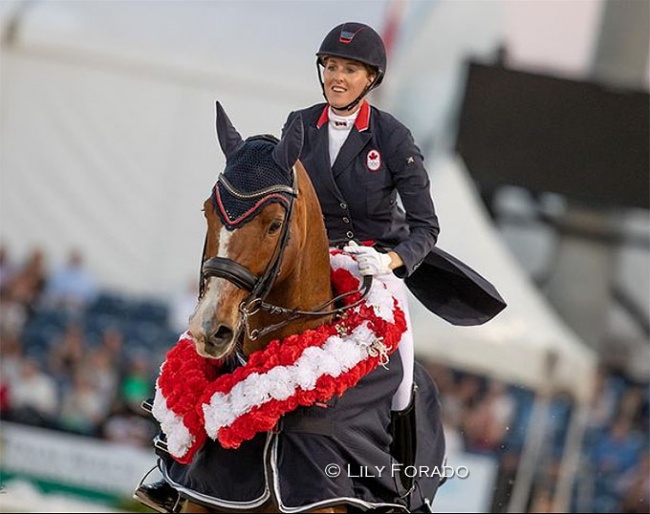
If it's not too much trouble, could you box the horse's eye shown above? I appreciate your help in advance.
[268,220,283,234]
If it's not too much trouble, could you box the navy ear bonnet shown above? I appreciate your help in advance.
[212,135,295,230]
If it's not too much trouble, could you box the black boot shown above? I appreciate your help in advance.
[133,480,182,513]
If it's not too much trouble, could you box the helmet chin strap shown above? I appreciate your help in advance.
[330,84,371,112]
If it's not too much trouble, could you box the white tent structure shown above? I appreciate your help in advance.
[407,153,597,512]
[410,153,597,404]
[1,2,599,512]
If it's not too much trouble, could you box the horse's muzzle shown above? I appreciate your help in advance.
[192,323,236,359]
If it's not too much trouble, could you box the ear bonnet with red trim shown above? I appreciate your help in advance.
[213,102,303,229]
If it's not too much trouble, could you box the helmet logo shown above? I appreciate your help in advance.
[366,149,381,171]
[339,30,355,44]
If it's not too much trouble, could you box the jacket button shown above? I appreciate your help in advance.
[342,217,350,224]
[346,231,354,239]
[340,202,347,210]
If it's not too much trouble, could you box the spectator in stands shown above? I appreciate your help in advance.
[546,391,573,460]
[586,366,619,436]
[0,245,27,337]
[462,380,515,454]
[529,486,557,513]
[47,322,87,389]
[44,248,98,314]
[618,385,647,431]
[426,362,464,453]
[83,346,119,410]
[6,357,58,427]
[616,451,650,513]
[58,368,110,436]
[0,380,9,416]
[0,288,27,336]
[0,243,17,292]
[589,416,645,512]
[120,351,154,412]
[98,326,126,371]
[444,373,482,437]
[6,246,48,317]
[0,329,24,385]
[0,329,24,417]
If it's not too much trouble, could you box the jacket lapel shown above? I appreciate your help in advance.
[332,128,372,178]
[307,124,345,201]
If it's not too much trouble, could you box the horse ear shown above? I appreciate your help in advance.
[215,101,244,159]
[273,114,303,171]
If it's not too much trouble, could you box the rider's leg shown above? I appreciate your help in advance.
[377,274,414,412]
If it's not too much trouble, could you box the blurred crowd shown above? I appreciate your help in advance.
[0,243,647,513]
[427,361,649,513]
[0,244,185,447]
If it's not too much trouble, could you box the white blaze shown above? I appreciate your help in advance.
[192,227,233,330]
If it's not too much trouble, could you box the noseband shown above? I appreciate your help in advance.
[199,144,371,343]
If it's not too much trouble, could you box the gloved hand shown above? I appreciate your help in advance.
[343,241,393,276]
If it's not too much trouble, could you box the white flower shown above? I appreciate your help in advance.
[265,367,296,400]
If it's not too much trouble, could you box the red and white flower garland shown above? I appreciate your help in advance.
[152,250,406,464]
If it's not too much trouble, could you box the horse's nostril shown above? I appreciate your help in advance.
[213,325,233,344]
[201,320,233,346]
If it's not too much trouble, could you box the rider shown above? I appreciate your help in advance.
[284,21,436,415]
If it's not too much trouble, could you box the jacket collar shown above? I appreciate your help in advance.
[316,100,370,132]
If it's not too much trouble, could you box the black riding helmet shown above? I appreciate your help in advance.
[316,22,387,111]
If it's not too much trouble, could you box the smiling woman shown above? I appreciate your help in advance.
[322,57,376,114]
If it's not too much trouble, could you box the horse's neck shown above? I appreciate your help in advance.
[242,164,334,355]
[277,247,333,315]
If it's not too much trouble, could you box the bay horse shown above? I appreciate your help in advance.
[142,102,446,513]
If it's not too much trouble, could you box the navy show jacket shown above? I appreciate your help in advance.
[284,101,438,277]
[283,102,506,326]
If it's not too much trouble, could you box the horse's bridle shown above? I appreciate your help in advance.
[199,159,372,344]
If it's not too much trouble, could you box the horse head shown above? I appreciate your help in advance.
[189,102,333,361]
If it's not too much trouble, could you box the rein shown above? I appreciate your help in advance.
[238,274,373,341]
[199,156,372,342]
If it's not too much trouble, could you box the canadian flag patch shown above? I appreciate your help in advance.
[366,149,381,171]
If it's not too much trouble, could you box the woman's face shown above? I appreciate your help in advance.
[322,56,375,113]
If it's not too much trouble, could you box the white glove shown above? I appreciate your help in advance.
[343,241,392,276]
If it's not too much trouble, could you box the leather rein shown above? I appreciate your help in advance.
[199,166,372,343]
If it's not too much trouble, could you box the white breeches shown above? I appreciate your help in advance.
[375,273,414,412]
